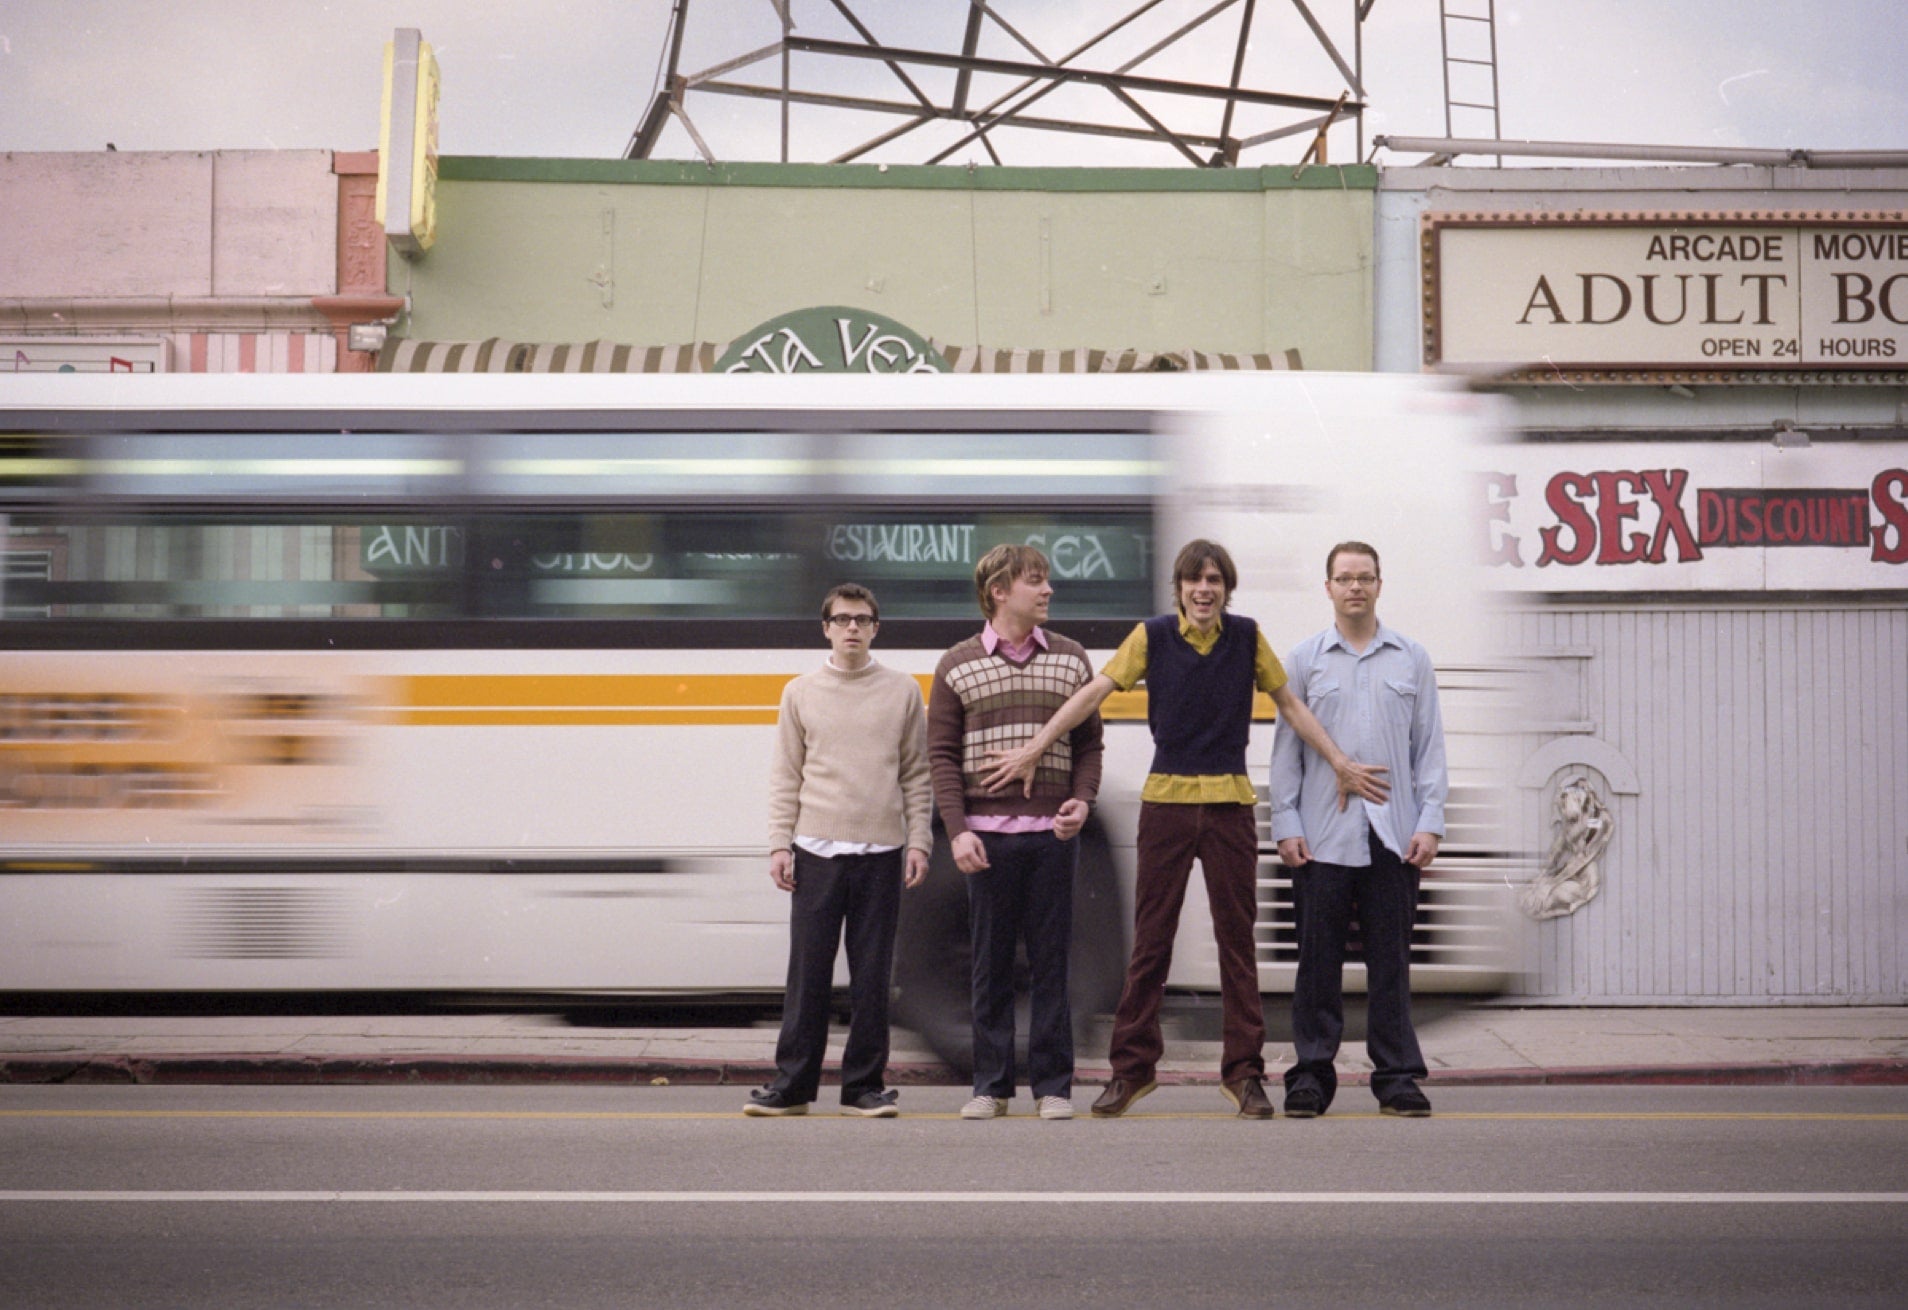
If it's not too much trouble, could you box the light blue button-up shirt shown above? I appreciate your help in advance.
[1268,620,1447,866]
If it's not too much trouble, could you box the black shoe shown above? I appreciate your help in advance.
[1283,1086,1325,1119]
[1221,1076,1275,1119]
[1089,1078,1157,1118]
[840,1090,899,1118]
[743,1087,808,1117]
[1379,1086,1432,1118]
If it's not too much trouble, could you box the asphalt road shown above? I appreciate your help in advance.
[4,1084,1906,1308]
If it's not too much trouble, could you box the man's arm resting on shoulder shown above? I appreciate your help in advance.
[1268,682,1389,809]
[979,672,1118,797]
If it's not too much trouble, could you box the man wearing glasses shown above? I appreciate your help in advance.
[749,583,932,1117]
[1269,542,1448,1119]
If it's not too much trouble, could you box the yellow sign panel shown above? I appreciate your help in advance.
[376,28,439,254]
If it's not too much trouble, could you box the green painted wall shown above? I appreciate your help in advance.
[393,160,1376,370]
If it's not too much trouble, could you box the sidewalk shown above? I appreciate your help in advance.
[2,1002,1905,1087]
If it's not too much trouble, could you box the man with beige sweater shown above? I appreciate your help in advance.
[748,583,933,1117]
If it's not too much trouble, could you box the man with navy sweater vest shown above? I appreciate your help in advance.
[985,540,1386,1119]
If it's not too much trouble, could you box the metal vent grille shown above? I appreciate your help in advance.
[1253,781,1520,982]
[175,886,353,959]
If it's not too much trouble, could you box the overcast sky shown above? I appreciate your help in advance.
[2,1,1903,166]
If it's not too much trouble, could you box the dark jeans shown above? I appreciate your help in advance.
[965,829,1077,1099]
[1108,801,1264,1086]
[1285,828,1427,1109]
[767,846,903,1105]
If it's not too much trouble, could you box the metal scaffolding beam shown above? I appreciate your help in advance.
[625,0,1375,167]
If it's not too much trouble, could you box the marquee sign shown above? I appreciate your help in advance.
[715,307,948,374]
[1424,213,1908,382]
[377,28,440,255]
[1476,442,1908,591]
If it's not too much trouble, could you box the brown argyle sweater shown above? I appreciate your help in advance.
[927,629,1104,838]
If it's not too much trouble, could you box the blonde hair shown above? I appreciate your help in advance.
[973,544,1049,619]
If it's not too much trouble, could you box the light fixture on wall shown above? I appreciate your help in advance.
[347,323,388,353]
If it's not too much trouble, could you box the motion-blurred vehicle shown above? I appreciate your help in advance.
[0,372,1517,1064]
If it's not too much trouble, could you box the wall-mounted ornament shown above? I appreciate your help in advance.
[1519,775,1613,920]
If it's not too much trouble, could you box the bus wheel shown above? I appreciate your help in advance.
[1067,815,1130,1051]
[891,819,976,1074]
[891,816,1130,1076]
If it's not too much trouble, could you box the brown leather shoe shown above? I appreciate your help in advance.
[1089,1078,1157,1118]
[1221,1076,1275,1119]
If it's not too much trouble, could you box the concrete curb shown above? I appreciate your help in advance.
[5,1053,1907,1088]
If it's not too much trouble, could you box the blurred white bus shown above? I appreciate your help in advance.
[0,372,1515,1061]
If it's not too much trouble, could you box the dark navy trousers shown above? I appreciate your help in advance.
[964,829,1077,1100]
[767,846,903,1106]
[1285,828,1427,1109]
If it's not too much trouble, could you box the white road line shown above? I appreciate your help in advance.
[3,1191,1905,1205]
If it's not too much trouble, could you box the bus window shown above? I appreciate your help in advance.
[3,514,465,620]
[465,511,807,619]
[809,510,1154,618]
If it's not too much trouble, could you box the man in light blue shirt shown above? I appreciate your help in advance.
[1269,541,1447,1119]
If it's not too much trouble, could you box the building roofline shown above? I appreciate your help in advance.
[436,157,1377,191]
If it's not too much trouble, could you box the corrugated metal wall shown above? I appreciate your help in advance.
[1508,605,1908,1003]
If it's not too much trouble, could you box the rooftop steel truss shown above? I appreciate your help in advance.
[625,0,1378,167]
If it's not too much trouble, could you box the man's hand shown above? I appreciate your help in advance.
[1333,758,1390,811]
[1276,836,1312,868]
[1053,798,1089,842]
[769,849,796,891]
[980,742,1043,797]
[904,848,929,888]
[1405,832,1440,869]
[951,830,991,874]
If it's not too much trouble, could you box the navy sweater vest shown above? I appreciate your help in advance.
[1143,612,1258,778]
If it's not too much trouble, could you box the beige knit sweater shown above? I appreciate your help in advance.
[767,659,933,855]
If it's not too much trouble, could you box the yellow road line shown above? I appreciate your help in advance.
[4,1109,1905,1122]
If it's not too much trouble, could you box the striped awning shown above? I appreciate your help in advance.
[377,337,1301,374]
[929,344,1302,372]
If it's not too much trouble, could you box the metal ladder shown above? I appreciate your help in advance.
[1440,0,1503,148]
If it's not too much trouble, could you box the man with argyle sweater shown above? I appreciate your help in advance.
[928,544,1104,1122]
[983,539,1387,1120]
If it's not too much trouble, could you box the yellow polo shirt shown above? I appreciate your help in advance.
[1101,614,1286,805]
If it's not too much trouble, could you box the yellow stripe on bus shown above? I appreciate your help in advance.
[398,675,793,709]
[386,677,1273,726]
[392,709,781,727]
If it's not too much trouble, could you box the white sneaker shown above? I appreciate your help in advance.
[961,1094,1007,1119]
[1037,1096,1074,1120]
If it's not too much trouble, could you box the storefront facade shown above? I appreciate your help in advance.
[1,150,397,373]
[1378,165,1908,1003]
[381,159,1379,370]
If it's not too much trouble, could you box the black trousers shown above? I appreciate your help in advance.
[965,829,1077,1099]
[1285,828,1427,1109]
[767,846,903,1105]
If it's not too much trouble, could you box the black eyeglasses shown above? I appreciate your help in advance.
[825,613,877,628]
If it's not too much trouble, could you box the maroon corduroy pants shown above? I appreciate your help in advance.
[1106,800,1265,1086]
